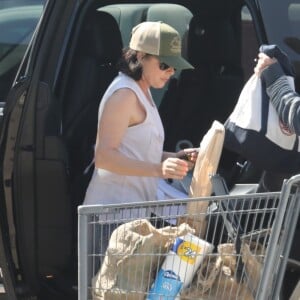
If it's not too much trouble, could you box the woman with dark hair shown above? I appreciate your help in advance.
[83,21,196,207]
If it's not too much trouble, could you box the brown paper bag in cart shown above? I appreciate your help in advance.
[178,120,225,237]
[92,219,194,300]
[180,243,254,300]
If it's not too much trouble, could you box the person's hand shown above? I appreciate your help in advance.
[254,52,277,76]
[161,157,189,179]
[176,148,199,170]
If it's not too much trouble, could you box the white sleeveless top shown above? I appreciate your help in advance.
[83,73,165,206]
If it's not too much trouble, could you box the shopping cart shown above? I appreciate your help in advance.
[78,174,300,300]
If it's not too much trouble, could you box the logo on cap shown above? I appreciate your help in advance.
[170,36,181,54]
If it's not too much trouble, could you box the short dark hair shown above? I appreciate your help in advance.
[117,48,144,80]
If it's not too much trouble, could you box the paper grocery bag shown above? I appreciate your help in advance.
[179,120,225,237]
[92,219,194,300]
[180,243,254,300]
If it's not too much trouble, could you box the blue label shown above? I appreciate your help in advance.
[172,237,184,253]
[147,269,182,300]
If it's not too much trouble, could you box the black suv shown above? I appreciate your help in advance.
[0,0,299,299]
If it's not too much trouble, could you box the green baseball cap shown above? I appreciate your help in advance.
[129,21,194,70]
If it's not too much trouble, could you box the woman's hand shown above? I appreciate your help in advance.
[161,157,189,179]
[160,148,198,177]
[254,52,277,76]
[176,148,199,170]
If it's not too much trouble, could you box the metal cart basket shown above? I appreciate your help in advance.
[78,175,300,300]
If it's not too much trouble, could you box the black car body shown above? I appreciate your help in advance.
[0,0,299,299]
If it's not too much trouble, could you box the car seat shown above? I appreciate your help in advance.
[63,10,123,206]
[98,4,150,46]
[159,13,244,183]
[98,3,193,108]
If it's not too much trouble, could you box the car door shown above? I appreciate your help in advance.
[0,1,46,298]
[0,1,75,299]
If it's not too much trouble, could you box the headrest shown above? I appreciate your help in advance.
[186,15,239,70]
[83,10,123,64]
[146,4,193,63]
[146,4,193,39]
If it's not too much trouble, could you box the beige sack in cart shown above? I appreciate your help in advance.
[241,240,266,293]
[180,243,254,300]
[92,219,194,300]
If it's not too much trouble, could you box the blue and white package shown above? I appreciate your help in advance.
[147,233,214,300]
[147,266,182,300]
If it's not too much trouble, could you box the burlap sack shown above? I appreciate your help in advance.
[241,240,265,293]
[92,219,194,300]
[180,243,254,300]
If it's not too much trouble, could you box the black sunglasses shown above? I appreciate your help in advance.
[159,62,176,71]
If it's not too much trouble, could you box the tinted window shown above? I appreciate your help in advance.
[258,0,300,91]
[0,1,45,102]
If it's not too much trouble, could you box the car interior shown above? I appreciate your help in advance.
[62,1,259,210]
[50,0,261,296]
[6,1,300,299]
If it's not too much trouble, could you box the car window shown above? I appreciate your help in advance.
[258,0,300,91]
[0,1,45,103]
